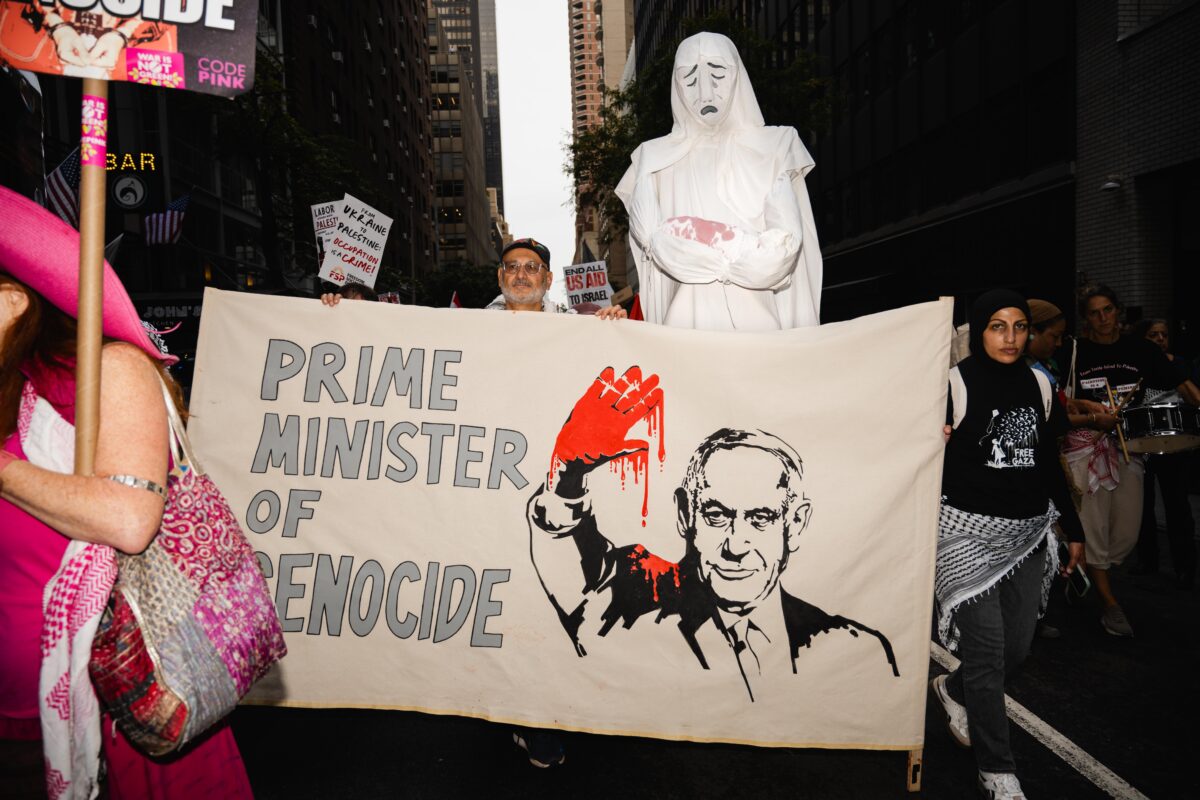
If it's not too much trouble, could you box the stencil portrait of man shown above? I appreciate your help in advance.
[527,366,898,701]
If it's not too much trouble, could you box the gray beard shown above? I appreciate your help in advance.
[502,285,547,307]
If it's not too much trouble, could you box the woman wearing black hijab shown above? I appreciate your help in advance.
[930,290,1086,800]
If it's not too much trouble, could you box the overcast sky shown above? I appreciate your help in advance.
[495,0,573,302]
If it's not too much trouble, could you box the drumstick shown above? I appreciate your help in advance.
[1114,379,1143,412]
[1105,379,1131,464]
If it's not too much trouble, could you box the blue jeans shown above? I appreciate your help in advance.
[945,545,1044,773]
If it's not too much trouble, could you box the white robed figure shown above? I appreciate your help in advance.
[615,32,823,331]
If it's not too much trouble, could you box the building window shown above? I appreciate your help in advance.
[437,206,465,223]
[1117,0,1186,37]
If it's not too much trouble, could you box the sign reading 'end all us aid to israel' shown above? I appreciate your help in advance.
[0,1,258,97]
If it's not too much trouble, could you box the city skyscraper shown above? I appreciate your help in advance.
[429,1,499,267]
[570,0,635,286]
[431,0,505,215]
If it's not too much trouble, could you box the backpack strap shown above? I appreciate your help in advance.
[949,364,1052,429]
[948,366,967,430]
[1031,367,1054,422]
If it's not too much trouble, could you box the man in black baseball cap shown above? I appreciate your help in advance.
[488,237,625,319]
[488,237,622,770]
[501,236,552,266]
[488,238,562,313]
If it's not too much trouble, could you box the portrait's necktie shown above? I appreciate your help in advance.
[730,618,763,701]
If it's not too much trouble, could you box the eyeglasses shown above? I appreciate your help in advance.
[501,261,545,275]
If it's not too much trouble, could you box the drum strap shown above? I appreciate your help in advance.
[1064,337,1077,400]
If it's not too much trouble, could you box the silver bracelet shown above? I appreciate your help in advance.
[107,474,168,500]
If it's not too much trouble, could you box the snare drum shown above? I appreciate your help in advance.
[1121,402,1200,454]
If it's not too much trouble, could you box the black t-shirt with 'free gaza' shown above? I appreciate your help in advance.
[943,357,1084,541]
[1070,336,1180,406]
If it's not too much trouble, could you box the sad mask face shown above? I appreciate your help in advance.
[675,58,737,127]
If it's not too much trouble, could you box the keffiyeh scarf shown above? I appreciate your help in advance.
[1062,428,1122,494]
[934,500,1060,652]
[20,382,116,800]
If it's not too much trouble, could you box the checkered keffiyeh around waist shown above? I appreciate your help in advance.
[934,501,1060,652]
[1061,428,1125,494]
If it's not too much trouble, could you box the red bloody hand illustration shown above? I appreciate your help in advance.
[551,366,663,470]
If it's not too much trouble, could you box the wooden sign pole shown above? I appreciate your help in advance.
[73,77,109,476]
[907,747,923,791]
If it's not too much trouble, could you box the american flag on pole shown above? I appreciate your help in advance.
[45,147,81,228]
[143,194,190,245]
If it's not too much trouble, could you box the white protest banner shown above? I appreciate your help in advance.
[563,260,613,307]
[318,194,393,288]
[0,0,258,96]
[189,290,950,749]
[310,201,339,267]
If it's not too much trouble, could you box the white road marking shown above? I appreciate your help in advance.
[929,642,1148,799]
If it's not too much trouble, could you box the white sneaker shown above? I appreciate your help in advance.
[930,674,971,747]
[978,770,1026,799]
[1102,604,1134,637]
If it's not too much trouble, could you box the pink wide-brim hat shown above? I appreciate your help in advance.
[0,185,175,364]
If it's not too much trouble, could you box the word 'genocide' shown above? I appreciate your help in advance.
[259,554,510,647]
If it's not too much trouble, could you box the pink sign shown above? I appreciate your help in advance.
[126,48,187,90]
[80,95,108,168]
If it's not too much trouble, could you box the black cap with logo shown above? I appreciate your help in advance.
[500,237,551,268]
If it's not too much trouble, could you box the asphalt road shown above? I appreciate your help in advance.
[232,521,1198,799]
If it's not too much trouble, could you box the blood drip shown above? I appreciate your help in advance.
[549,392,666,527]
[650,396,666,466]
[630,544,680,602]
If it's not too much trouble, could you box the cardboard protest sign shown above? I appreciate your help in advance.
[310,200,338,266]
[563,260,613,308]
[0,0,258,96]
[1,3,257,613]
[317,194,393,289]
[189,291,950,749]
